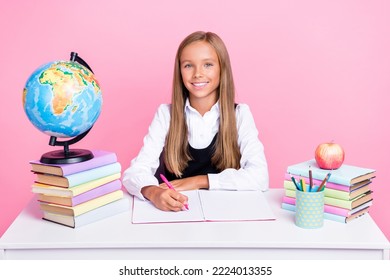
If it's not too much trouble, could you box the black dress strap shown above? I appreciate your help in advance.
[156,134,219,182]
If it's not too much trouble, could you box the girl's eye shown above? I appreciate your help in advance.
[205,63,213,68]
[183,64,192,68]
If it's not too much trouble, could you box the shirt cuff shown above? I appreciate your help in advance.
[207,173,220,190]
[122,175,159,201]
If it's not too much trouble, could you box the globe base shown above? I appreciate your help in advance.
[40,149,94,164]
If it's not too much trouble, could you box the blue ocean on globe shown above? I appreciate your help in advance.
[23,61,102,138]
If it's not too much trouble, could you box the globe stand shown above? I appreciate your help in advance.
[39,52,96,164]
[40,128,94,164]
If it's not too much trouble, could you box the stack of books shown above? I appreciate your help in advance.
[282,159,376,223]
[30,150,129,228]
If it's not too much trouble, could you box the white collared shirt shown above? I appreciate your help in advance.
[122,100,269,200]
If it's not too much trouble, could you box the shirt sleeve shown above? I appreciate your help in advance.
[207,104,269,191]
[122,104,171,200]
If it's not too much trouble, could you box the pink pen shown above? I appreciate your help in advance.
[159,174,189,210]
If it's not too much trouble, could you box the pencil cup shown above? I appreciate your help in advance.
[295,189,324,229]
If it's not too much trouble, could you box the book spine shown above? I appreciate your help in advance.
[71,180,122,206]
[73,197,129,227]
[67,162,122,187]
[41,190,124,216]
[281,203,347,223]
[284,180,351,200]
[61,151,117,175]
[284,173,350,191]
[30,150,118,176]
[73,190,124,216]
[70,173,121,196]
[31,173,121,197]
[284,189,353,209]
[324,196,352,209]
[287,168,349,185]
[282,196,350,216]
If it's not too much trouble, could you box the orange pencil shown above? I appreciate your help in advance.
[318,172,331,192]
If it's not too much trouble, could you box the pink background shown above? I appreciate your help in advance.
[1,0,389,240]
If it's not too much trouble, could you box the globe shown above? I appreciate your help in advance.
[23,53,103,164]
[23,60,102,138]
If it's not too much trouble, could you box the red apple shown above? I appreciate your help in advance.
[315,142,345,169]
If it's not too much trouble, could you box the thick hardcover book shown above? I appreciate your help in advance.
[281,202,370,223]
[37,180,122,207]
[284,189,373,210]
[31,173,121,197]
[30,150,118,176]
[283,180,372,200]
[42,197,130,228]
[287,159,376,186]
[39,190,124,216]
[282,195,373,217]
[35,162,121,188]
[132,190,276,224]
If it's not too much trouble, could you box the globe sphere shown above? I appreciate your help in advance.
[23,61,102,138]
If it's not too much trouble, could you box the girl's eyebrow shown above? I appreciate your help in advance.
[181,57,217,63]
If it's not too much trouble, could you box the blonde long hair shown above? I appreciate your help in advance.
[164,31,241,177]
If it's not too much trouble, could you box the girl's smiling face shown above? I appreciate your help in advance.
[180,41,220,107]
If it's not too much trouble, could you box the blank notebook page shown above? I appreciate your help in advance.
[199,190,276,221]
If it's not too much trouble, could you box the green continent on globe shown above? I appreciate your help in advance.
[39,62,100,115]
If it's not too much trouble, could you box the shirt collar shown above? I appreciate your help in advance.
[184,98,220,115]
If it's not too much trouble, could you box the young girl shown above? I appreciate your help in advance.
[122,31,269,211]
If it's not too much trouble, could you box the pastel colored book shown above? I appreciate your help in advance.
[132,190,276,224]
[35,162,121,188]
[37,179,122,207]
[283,173,372,192]
[282,195,373,217]
[325,208,370,223]
[283,180,372,200]
[287,159,376,186]
[31,173,121,197]
[39,190,124,216]
[30,150,118,176]
[281,203,370,223]
[284,189,373,210]
[42,197,130,228]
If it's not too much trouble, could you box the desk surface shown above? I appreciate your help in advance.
[1,189,389,260]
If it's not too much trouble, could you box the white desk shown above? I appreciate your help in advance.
[1,189,389,260]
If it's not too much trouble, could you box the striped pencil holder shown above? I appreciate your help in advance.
[295,189,324,229]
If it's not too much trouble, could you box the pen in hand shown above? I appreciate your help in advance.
[159,174,189,210]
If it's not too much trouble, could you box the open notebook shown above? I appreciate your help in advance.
[132,190,276,224]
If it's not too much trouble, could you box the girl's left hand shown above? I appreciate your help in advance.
[167,175,209,191]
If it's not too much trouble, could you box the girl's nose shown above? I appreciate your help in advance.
[194,67,203,78]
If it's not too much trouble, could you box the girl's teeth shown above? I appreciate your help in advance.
[193,83,207,87]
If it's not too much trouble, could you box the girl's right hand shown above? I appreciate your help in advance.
[141,185,188,212]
